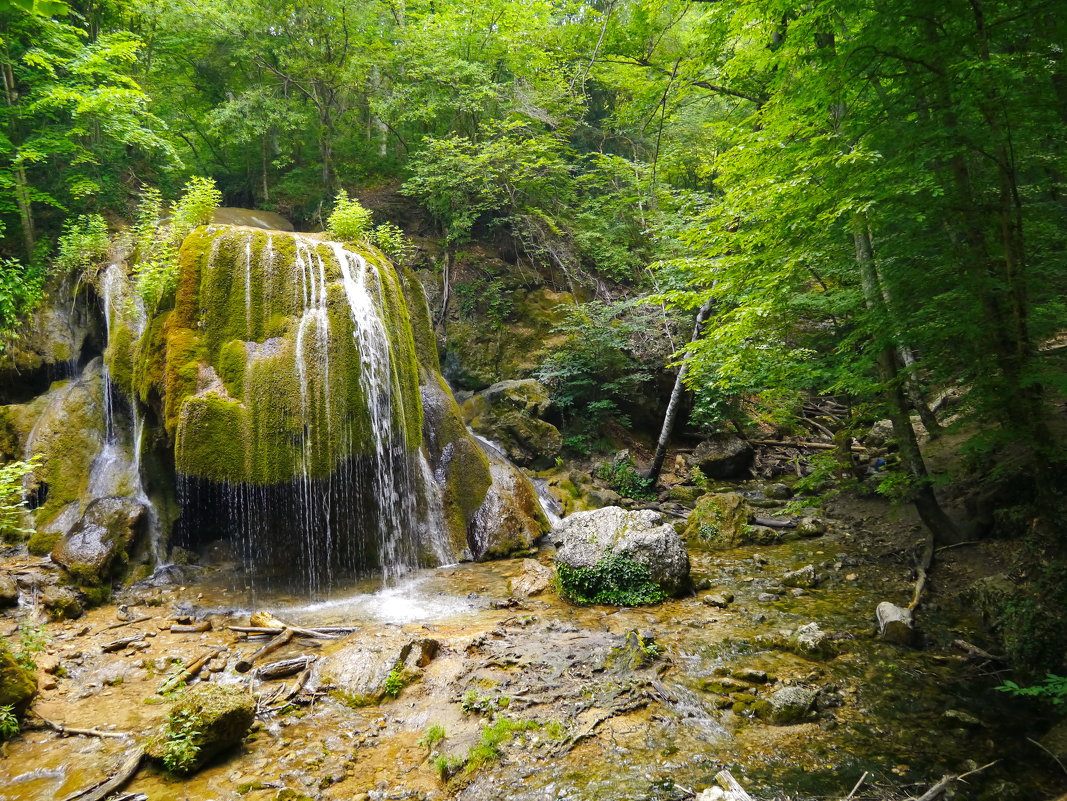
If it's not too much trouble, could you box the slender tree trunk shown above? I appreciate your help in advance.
[854,221,960,545]
[2,58,34,258]
[646,297,714,485]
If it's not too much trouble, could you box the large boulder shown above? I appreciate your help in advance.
[462,379,562,469]
[147,684,255,774]
[554,507,690,597]
[0,574,18,607]
[0,644,37,715]
[686,435,754,480]
[683,493,751,550]
[52,496,145,585]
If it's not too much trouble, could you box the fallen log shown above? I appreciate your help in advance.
[36,714,130,739]
[158,647,224,694]
[101,616,153,632]
[876,602,915,646]
[236,628,293,673]
[255,655,315,680]
[101,634,144,653]
[61,746,144,801]
[228,625,354,638]
[751,516,797,529]
[751,438,866,452]
[170,621,212,633]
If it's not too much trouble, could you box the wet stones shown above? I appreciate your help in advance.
[753,686,818,725]
[0,643,37,715]
[319,633,439,705]
[38,585,84,620]
[702,591,734,609]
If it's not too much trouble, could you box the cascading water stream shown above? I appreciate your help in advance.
[175,229,445,597]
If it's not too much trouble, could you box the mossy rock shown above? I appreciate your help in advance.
[753,686,817,725]
[462,379,562,469]
[147,684,255,774]
[683,492,751,550]
[38,586,84,620]
[0,644,37,715]
[51,496,146,586]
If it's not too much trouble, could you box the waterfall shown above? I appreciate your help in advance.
[91,264,165,562]
[173,229,443,596]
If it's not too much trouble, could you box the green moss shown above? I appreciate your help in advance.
[399,265,440,373]
[26,529,59,555]
[104,321,136,394]
[0,643,37,715]
[150,228,429,485]
[147,684,254,775]
[683,492,751,550]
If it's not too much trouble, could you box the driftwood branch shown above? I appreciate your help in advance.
[751,438,866,452]
[913,760,997,800]
[61,746,144,801]
[170,621,212,633]
[255,655,315,680]
[36,714,130,739]
[236,628,293,673]
[715,769,755,800]
[158,647,224,694]
[101,634,144,653]
[751,516,797,529]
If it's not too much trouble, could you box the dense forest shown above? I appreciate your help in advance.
[1,0,1066,799]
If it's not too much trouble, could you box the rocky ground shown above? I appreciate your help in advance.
[2,480,1065,801]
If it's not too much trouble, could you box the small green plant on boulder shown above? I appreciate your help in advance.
[461,689,509,715]
[466,716,538,773]
[593,458,655,501]
[419,723,447,750]
[556,552,666,607]
[147,684,255,775]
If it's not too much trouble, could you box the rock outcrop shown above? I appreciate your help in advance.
[461,379,562,469]
[52,496,145,585]
[147,684,255,774]
[686,435,754,480]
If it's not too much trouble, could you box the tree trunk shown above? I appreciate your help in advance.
[854,221,960,545]
[646,297,714,485]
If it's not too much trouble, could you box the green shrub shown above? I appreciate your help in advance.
[466,716,538,773]
[55,214,110,275]
[556,553,666,606]
[384,666,407,698]
[161,709,202,773]
[16,623,48,671]
[0,259,46,355]
[371,222,413,265]
[997,674,1067,705]
[593,458,655,500]
[171,176,223,240]
[0,706,18,740]
[327,190,373,241]
[431,753,465,781]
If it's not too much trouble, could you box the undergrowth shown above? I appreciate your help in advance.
[556,552,665,606]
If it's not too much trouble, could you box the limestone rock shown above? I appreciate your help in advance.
[782,565,819,589]
[765,483,792,500]
[319,633,438,705]
[686,435,754,480]
[469,457,549,560]
[865,419,895,447]
[555,506,690,596]
[0,644,37,715]
[462,379,562,469]
[38,586,83,620]
[703,591,734,609]
[0,573,18,607]
[684,493,751,550]
[790,622,836,660]
[511,559,553,597]
[796,517,826,538]
[147,684,255,774]
[753,685,817,725]
[52,496,145,586]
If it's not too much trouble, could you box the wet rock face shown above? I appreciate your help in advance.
[462,379,562,469]
[52,496,145,585]
[0,645,37,715]
[147,684,255,774]
[38,585,83,620]
[469,458,550,561]
[686,435,754,480]
[554,506,690,596]
[753,685,818,725]
[511,559,553,597]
